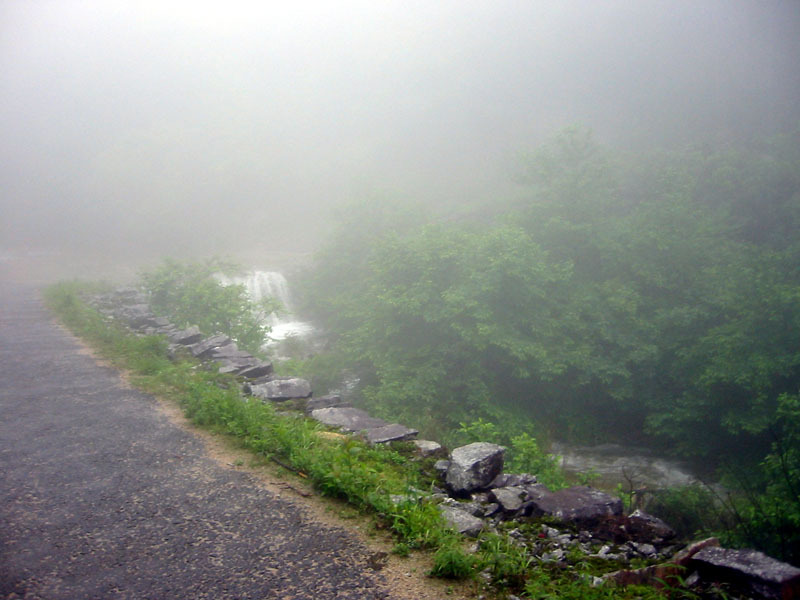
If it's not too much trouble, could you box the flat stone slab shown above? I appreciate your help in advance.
[189,335,234,358]
[305,394,351,413]
[364,424,418,444]
[250,377,311,401]
[310,407,386,432]
[690,547,800,600]
[237,361,274,379]
[168,326,204,345]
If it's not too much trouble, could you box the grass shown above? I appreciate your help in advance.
[44,281,699,599]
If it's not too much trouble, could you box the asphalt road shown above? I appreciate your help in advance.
[0,284,397,599]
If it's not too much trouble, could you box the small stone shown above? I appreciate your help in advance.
[412,439,446,458]
[438,505,484,537]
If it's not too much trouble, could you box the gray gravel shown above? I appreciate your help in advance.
[0,285,396,599]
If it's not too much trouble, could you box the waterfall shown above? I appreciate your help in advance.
[216,271,313,344]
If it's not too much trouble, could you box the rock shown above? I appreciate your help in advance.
[207,343,249,360]
[490,473,537,489]
[526,486,623,526]
[445,442,506,497]
[438,504,485,537]
[489,486,527,513]
[217,357,259,374]
[251,377,312,401]
[627,509,676,544]
[689,547,800,600]
[168,326,204,345]
[630,542,657,557]
[305,394,351,413]
[364,423,419,444]
[603,537,720,589]
[122,304,159,329]
[237,361,274,379]
[412,439,446,458]
[189,335,233,358]
[434,460,451,480]
[310,407,386,431]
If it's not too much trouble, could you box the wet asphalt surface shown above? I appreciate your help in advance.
[0,284,395,599]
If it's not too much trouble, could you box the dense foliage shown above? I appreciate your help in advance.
[298,127,800,561]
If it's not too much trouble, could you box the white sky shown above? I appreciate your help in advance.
[1,0,799,259]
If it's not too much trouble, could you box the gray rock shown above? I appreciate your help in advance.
[490,473,537,488]
[310,407,386,431]
[207,344,249,360]
[305,394,350,413]
[412,439,446,458]
[237,361,274,379]
[365,423,419,444]
[630,542,657,557]
[627,509,676,544]
[526,486,623,525]
[216,356,258,373]
[189,335,233,358]
[445,442,506,497]
[489,486,527,513]
[438,504,485,537]
[434,460,451,480]
[689,547,800,600]
[168,326,204,345]
[122,304,159,329]
[251,377,312,401]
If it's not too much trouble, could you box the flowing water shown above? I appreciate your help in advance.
[551,442,700,490]
[216,271,314,344]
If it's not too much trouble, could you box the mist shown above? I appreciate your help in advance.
[2,0,799,276]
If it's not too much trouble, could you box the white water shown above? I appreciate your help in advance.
[216,271,314,343]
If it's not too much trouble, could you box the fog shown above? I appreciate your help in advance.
[2,0,799,276]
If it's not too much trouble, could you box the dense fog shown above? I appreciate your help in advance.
[2,0,799,273]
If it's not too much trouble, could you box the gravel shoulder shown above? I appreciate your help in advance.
[0,284,469,600]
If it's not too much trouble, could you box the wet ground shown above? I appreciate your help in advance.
[0,283,400,599]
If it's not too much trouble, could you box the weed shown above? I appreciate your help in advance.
[429,542,476,579]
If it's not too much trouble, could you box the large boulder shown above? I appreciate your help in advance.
[689,547,800,600]
[525,485,623,526]
[445,442,506,497]
[310,407,386,431]
[250,377,312,401]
